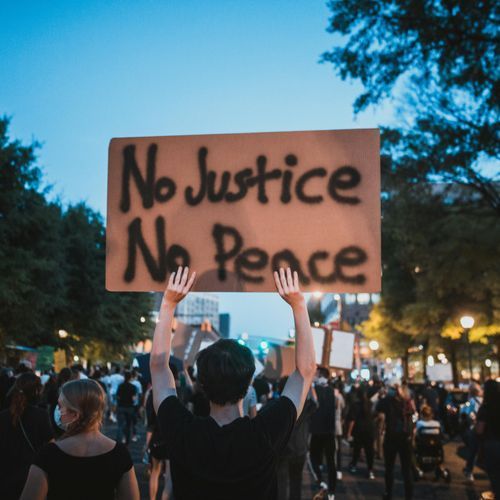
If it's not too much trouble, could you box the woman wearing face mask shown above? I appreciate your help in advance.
[20,378,140,500]
[0,372,54,500]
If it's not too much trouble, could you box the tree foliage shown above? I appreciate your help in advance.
[323,0,499,211]
[0,117,153,359]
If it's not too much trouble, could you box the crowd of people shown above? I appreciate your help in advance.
[1,358,500,500]
[0,266,499,500]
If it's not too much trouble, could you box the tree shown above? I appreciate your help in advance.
[322,0,499,211]
[0,116,67,347]
[360,181,500,381]
[0,116,154,360]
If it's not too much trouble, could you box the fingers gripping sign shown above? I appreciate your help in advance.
[162,266,196,309]
[273,267,304,309]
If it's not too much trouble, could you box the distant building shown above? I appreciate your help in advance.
[341,293,380,329]
[219,313,230,338]
[319,293,381,329]
[175,293,220,331]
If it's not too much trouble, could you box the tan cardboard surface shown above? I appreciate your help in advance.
[106,129,380,292]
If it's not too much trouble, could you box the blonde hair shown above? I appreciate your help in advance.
[59,379,106,439]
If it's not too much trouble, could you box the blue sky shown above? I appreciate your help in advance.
[1,1,393,340]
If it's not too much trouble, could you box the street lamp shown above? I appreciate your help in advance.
[58,329,68,339]
[460,315,475,381]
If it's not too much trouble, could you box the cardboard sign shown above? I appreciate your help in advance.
[329,330,355,369]
[107,129,380,292]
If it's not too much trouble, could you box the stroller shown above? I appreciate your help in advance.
[413,423,451,482]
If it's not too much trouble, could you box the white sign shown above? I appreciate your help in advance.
[427,363,453,382]
[329,330,355,369]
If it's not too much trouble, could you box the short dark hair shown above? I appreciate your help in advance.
[196,339,255,405]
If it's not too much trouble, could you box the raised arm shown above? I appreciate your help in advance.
[274,267,316,417]
[150,266,196,413]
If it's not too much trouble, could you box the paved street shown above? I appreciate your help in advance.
[103,419,491,499]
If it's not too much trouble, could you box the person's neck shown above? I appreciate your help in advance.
[209,400,243,426]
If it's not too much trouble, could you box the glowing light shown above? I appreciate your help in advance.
[485,359,492,368]
[313,291,323,298]
[360,368,370,380]
[73,355,79,362]
[58,329,68,339]
[385,357,392,364]
[237,339,246,346]
[427,355,434,367]
[460,316,474,329]
[369,340,380,351]
[334,294,341,300]
[140,316,146,323]
[260,341,269,350]
[437,353,446,361]
[314,321,320,327]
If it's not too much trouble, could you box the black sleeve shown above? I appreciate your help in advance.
[376,397,386,414]
[255,396,297,452]
[157,395,194,456]
[33,442,56,474]
[476,405,486,422]
[38,409,54,444]
[114,442,133,474]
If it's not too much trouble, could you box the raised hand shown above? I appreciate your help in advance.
[162,266,196,309]
[273,267,305,309]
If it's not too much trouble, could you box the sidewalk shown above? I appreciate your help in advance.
[103,419,491,499]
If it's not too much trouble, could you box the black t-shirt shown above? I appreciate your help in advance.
[310,385,336,435]
[33,441,133,500]
[282,398,318,457]
[117,381,137,407]
[376,395,414,437]
[347,401,375,436]
[477,404,500,441]
[0,405,54,500]
[158,394,296,500]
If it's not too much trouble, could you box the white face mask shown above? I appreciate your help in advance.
[54,405,71,430]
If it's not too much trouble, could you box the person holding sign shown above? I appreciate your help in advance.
[150,266,317,500]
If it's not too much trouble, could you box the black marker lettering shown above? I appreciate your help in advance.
[328,166,361,204]
[295,167,327,204]
[334,246,367,284]
[234,248,268,283]
[246,155,282,203]
[120,144,157,213]
[124,216,167,282]
[271,250,310,285]
[212,223,244,281]
[185,147,208,206]
[308,251,336,283]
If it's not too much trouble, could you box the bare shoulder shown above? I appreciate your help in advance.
[55,432,117,456]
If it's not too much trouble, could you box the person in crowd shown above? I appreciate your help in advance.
[461,381,483,482]
[116,371,138,445]
[421,381,440,419]
[277,378,318,500]
[130,370,143,442]
[109,366,125,423]
[476,379,500,497]
[145,388,172,500]
[20,378,139,499]
[309,367,337,498]
[253,373,272,405]
[0,372,54,500]
[0,366,15,410]
[333,379,345,480]
[346,385,376,479]
[372,382,387,459]
[150,266,317,500]
[243,382,258,418]
[416,405,441,435]
[376,378,416,500]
